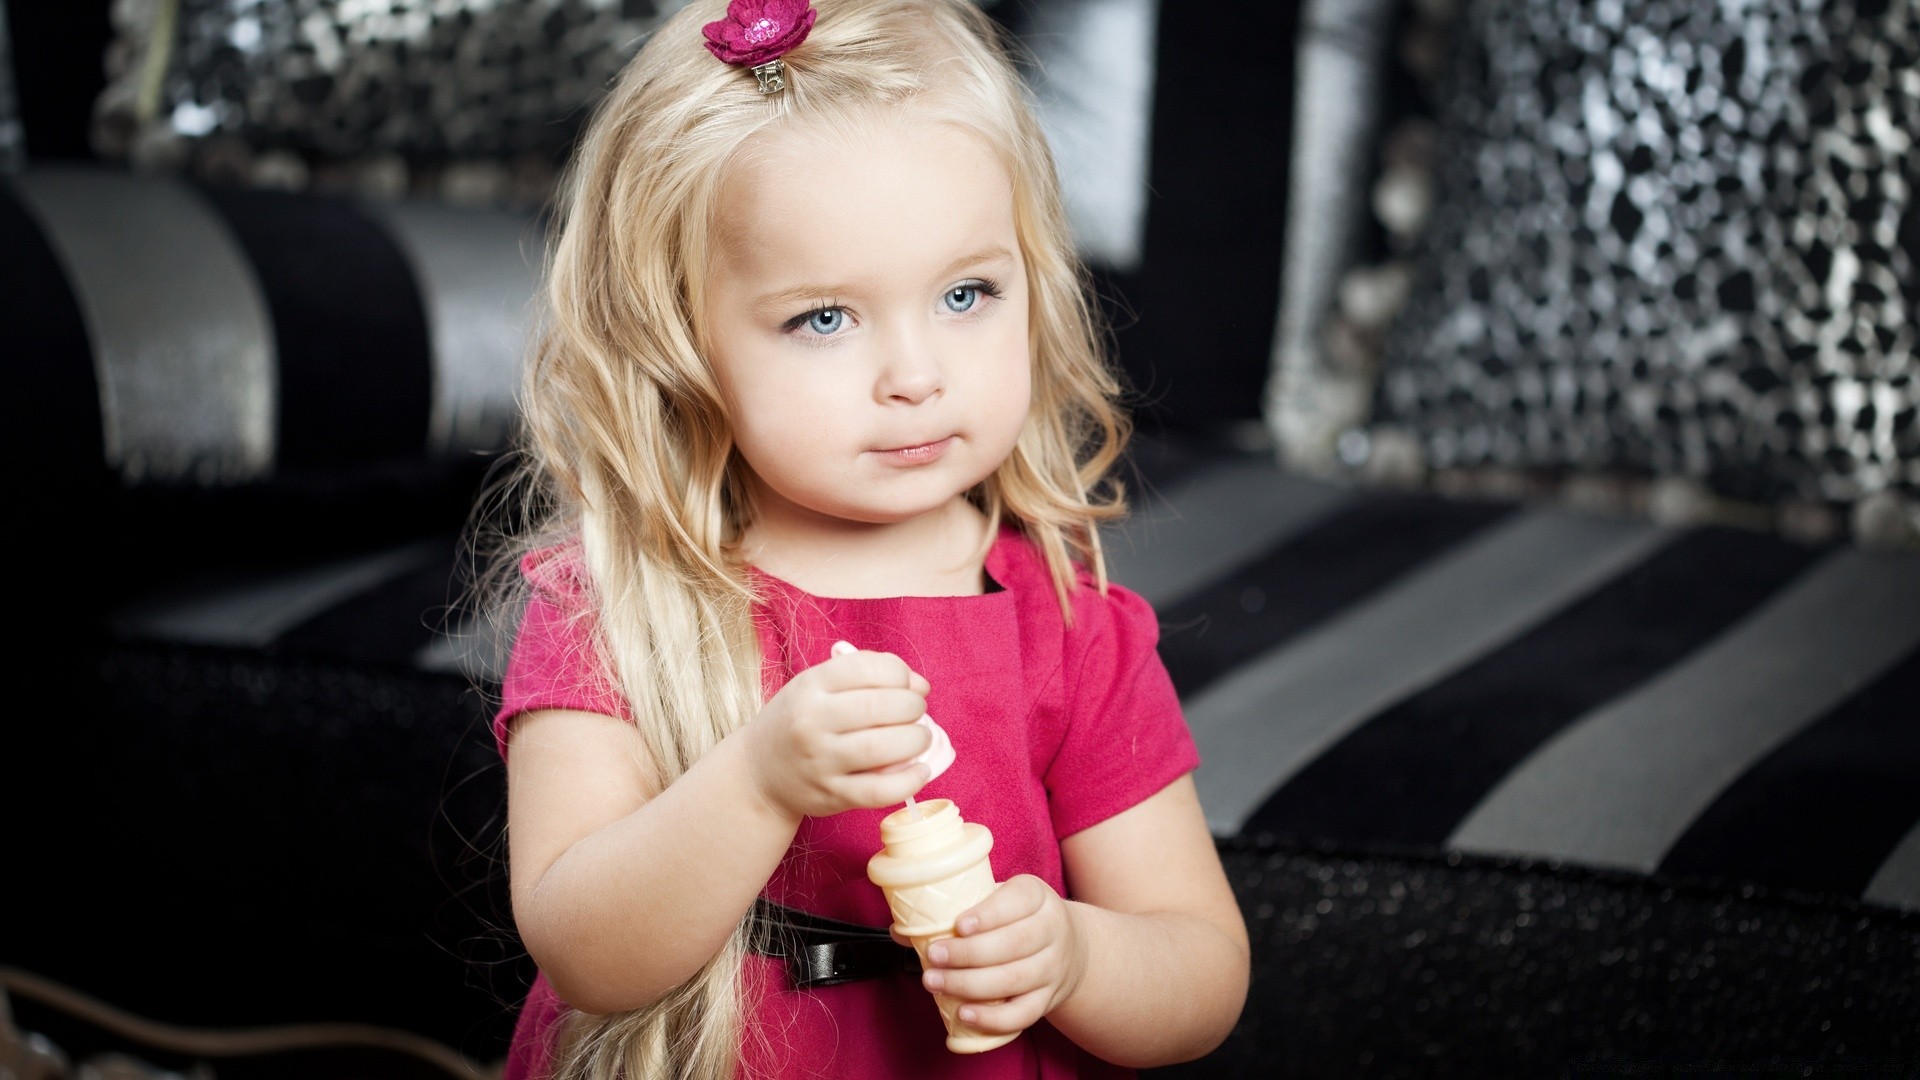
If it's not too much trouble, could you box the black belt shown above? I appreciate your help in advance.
[748,898,923,990]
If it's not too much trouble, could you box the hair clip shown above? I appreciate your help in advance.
[702,0,818,94]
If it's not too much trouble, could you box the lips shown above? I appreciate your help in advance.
[872,435,954,464]
[876,436,948,453]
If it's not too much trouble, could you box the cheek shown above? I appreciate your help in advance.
[991,323,1034,428]
[720,361,844,470]
[728,381,806,459]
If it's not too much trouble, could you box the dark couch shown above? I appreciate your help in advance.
[5,2,1918,1078]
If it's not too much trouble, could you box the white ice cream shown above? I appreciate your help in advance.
[914,713,956,782]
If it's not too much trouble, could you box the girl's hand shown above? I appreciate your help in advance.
[744,642,933,821]
[917,876,1087,1037]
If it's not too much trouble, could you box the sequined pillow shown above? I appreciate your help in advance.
[1358,0,1919,540]
[92,0,690,204]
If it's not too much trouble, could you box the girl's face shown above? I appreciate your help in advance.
[703,111,1033,533]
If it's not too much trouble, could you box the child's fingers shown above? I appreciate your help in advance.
[953,875,1046,938]
[925,913,1046,972]
[824,687,929,735]
[923,948,1048,1004]
[837,762,929,808]
[816,644,926,695]
[835,713,934,771]
[951,986,1051,1037]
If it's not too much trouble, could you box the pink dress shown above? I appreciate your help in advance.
[493,525,1201,1079]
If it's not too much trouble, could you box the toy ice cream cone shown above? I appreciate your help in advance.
[867,798,1017,1053]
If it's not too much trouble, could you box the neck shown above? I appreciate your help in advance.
[742,496,993,599]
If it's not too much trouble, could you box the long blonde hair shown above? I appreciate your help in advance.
[474,1,1132,1075]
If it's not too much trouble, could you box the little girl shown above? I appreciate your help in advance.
[478,0,1250,1076]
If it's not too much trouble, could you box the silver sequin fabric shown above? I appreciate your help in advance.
[95,0,690,198]
[1370,0,1920,510]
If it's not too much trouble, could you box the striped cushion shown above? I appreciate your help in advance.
[2,165,536,485]
[107,436,1920,916]
[1112,446,1920,916]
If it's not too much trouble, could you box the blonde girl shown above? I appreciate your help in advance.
[479,0,1250,1076]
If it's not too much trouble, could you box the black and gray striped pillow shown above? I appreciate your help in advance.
[3,166,538,487]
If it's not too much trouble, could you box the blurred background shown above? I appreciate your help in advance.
[3,1,1917,1077]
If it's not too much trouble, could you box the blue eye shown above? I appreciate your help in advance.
[795,307,846,336]
[944,285,980,313]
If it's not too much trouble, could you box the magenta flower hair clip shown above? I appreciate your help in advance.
[702,0,818,95]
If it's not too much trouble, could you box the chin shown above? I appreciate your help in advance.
[836,496,965,526]
[829,481,983,526]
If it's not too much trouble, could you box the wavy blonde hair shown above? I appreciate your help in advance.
[474,0,1133,1075]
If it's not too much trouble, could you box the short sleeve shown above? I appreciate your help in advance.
[492,544,630,762]
[1043,581,1201,839]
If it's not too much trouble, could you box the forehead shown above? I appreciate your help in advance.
[710,112,1017,288]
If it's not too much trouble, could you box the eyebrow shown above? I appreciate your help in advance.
[936,243,1017,281]
[753,245,1016,309]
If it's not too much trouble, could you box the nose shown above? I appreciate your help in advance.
[875,325,945,406]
